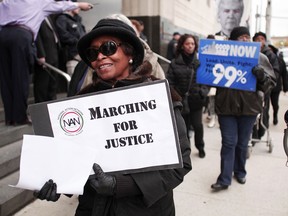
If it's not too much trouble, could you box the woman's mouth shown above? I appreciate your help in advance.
[99,63,112,70]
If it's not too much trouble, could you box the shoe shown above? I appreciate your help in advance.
[207,116,216,128]
[211,183,228,191]
[199,149,206,158]
[235,177,246,184]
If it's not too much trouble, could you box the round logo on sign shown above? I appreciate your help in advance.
[59,108,84,136]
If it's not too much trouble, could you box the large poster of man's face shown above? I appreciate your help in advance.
[215,0,251,39]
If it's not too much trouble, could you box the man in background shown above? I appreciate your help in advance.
[138,20,148,43]
[55,0,86,77]
[166,32,181,60]
[252,31,279,140]
[34,15,60,103]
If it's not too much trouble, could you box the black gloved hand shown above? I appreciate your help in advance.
[89,163,116,196]
[252,66,265,82]
[34,179,60,202]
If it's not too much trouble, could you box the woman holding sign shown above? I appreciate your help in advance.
[34,18,192,216]
[211,26,276,191]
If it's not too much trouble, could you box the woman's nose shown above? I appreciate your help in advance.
[97,52,106,60]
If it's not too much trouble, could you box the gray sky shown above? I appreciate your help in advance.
[251,0,288,37]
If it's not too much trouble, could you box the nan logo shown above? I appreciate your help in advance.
[58,108,84,136]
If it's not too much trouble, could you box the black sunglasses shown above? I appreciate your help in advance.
[85,41,121,62]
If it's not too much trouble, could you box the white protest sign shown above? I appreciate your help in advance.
[32,80,182,173]
[11,135,96,195]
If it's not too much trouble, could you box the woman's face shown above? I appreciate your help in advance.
[90,35,132,82]
[182,37,196,55]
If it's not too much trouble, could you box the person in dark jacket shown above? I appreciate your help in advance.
[166,32,181,60]
[67,13,166,98]
[166,34,209,158]
[34,18,192,216]
[34,15,60,103]
[268,44,288,125]
[211,26,276,191]
[55,0,86,76]
[252,31,280,139]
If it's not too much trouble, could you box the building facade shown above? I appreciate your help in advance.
[81,0,252,57]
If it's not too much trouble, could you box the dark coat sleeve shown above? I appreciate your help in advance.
[130,101,192,207]
[35,22,46,59]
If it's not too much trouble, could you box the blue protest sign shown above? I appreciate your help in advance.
[197,39,261,91]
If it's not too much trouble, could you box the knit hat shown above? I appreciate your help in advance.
[229,26,250,41]
[77,19,144,69]
[252,32,267,41]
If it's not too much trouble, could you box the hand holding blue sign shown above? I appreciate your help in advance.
[197,39,261,91]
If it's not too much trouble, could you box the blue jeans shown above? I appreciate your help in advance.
[217,115,257,185]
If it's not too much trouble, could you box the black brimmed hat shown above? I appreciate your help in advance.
[77,19,144,69]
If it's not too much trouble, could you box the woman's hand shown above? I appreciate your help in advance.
[34,179,60,202]
[89,163,116,196]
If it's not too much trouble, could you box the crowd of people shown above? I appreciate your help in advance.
[0,0,93,126]
[0,0,287,215]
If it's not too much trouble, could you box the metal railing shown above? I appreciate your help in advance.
[153,52,171,64]
[39,60,71,84]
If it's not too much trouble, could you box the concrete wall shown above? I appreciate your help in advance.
[80,0,122,32]
[160,0,218,37]
[123,0,219,37]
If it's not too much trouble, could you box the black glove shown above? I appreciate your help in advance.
[252,66,265,82]
[34,179,60,202]
[89,163,116,196]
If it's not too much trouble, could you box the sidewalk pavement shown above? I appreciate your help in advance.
[15,92,288,216]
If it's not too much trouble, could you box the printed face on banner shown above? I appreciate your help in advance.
[197,39,261,92]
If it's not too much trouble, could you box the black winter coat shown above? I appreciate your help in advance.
[75,62,192,216]
[35,16,59,66]
[166,53,209,111]
[55,13,86,60]
[271,55,288,93]
[262,46,280,79]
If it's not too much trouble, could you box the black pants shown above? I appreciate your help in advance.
[183,108,205,151]
[270,90,280,119]
[33,64,57,103]
[0,27,35,123]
